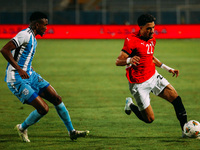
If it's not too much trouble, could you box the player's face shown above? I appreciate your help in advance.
[36,18,48,36]
[140,22,155,40]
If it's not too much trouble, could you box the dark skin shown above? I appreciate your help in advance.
[1,18,62,115]
[116,21,179,123]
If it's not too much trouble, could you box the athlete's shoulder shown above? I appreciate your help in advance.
[18,27,33,37]
[127,31,140,39]
[124,31,140,44]
[12,27,34,47]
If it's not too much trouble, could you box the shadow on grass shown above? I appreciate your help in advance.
[89,135,189,145]
[0,133,73,143]
[89,135,127,139]
[0,134,17,142]
[159,139,189,143]
[137,136,189,144]
[0,133,189,144]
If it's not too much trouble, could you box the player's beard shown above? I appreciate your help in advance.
[38,30,46,37]
[149,33,153,39]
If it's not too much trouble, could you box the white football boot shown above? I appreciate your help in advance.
[14,124,30,142]
[124,97,133,115]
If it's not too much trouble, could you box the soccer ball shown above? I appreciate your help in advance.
[183,120,200,138]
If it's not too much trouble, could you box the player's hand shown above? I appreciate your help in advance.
[169,69,179,77]
[130,56,140,66]
[17,69,29,79]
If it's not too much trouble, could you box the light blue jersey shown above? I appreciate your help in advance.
[5,27,37,82]
[5,27,49,104]
[4,23,75,133]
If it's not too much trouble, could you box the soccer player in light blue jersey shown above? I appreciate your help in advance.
[1,12,89,142]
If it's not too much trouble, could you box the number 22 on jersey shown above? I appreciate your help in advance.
[146,44,154,54]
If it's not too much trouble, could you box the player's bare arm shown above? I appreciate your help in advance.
[0,41,29,79]
[153,56,179,77]
[116,51,140,66]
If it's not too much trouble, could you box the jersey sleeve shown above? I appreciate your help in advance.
[122,35,136,56]
[12,30,29,48]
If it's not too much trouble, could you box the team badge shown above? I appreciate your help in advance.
[22,88,29,95]
[38,76,44,82]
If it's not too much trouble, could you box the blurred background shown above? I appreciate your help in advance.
[0,0,200,25]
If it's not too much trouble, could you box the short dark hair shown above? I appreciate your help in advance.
[137,14,156,26]
[30,12,48,22]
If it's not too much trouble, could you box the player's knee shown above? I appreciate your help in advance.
[38,105,49,115]
[50,95,62,106]
[55,95,62,105]
[145,116,154,123]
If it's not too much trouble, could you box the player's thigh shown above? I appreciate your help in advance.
[129,82,155,122]
[129,82,151,111]
[151,72,169,96]
[158,84,178,102]
[29,96,49,115]
[8,80,49,115]
[40,85,62,105]
[30,72,50,95]
[7,80,37,104]
[30,72,61,105]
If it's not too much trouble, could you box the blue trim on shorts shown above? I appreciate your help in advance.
[27,92,38,104]
[38,83,50,95]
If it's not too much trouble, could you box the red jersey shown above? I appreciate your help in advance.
[122,31,156,83]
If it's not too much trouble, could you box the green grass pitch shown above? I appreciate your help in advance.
[0,39,200,149]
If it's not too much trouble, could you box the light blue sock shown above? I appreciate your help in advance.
[21,110,44,130]
[55,102,74,131]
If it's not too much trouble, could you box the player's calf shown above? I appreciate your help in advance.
[171,96,187,130]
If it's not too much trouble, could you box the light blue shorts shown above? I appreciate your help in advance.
[7,71,49,104]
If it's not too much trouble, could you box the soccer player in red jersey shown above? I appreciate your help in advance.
[116,14,187,137]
